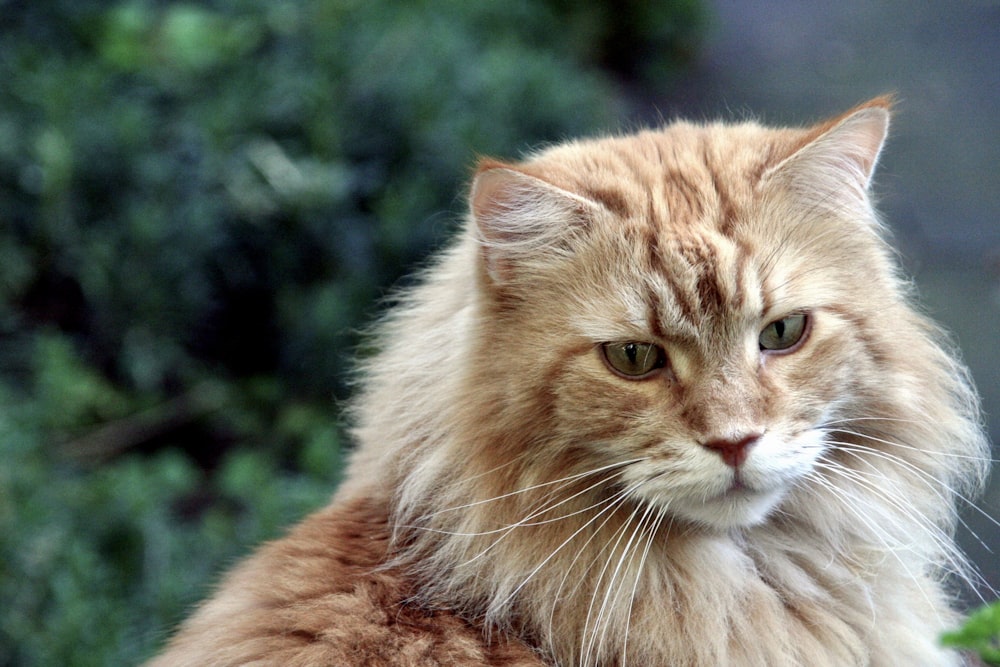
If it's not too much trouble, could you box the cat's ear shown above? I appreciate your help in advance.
[470,163,598,283]
[765,97,891,210]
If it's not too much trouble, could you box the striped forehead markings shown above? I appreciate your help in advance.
[644,231,755,337]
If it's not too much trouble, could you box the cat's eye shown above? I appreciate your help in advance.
[759,313,809,352]
[601,342,667,379]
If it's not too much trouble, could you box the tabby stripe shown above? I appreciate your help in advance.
[646,232,700,329]
[701,137,740,237]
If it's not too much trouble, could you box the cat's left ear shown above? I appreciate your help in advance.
[765,96,891,209]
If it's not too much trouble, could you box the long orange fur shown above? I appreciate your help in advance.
[148,98,990,666]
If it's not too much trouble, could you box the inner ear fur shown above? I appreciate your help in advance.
[470,163,599,283]
[765,96,892,207]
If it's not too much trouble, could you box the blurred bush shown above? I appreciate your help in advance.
[0,0,704,663]
[942,600,1000,665]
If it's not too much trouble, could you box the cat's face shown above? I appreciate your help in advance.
[546,222,849,530]
[470,104,898,531]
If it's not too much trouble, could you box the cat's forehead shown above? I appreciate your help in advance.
[644,227,764,342]
[570,213,767,347]
[569,128,782,329]
[529,122,797,234]
[521,123,826,337]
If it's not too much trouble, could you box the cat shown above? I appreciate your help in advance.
[147,97,991,666]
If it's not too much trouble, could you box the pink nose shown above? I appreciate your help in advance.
[701,434,761,468]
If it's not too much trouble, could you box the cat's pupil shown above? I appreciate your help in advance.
[625,343,639,363]
[774,320,786,339]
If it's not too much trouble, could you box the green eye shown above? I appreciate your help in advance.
[759,313,809,352]
[601,342,666,378]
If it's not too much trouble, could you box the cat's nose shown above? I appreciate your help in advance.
[700,433,761,468]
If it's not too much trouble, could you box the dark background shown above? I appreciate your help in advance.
[0,2,995,664]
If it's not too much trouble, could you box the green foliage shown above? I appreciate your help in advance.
[0,0,705,664]
[942,601,1000,665]
[0,332,339,665]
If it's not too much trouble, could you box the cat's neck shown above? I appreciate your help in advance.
[387,479,957,666]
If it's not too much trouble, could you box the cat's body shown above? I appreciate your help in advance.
[149,99,990,666]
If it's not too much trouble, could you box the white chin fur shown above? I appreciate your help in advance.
[670,486,788,529]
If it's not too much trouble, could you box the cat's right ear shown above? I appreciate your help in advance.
[470,164,596,284]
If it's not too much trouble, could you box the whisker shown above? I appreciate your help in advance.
[591,501,658,663]
[547,484,645,646]
[581,498,655,665]
[404,467,630,538]
[459,481,631,568]
[798,468,946,621]
[417,457,648,519]
[824,420,999,464]
[580,510,635,667]
[813,460,965,562]
[622,506,667,666]
[810,459,996,603]
[829,437,1000,536]
[823,440,999,599]
[822,445,983,553]
[496,480,647,611]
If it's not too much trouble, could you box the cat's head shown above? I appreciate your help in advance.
[364,98,988,663]
[453,97,980,532]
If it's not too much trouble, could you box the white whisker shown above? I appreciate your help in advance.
[799,467,945,621]
[497,481,647,612]
[812,455,997,604]
[547,485,641,644]
[418,457,648,520]
[405,467,631,539]
[622,506,667,666]
[830,436,1000,539]
[824,419,999,464]
[820,440,998,600]
[459,481,629,568]
[581,498,653,666]
[592,501,658,664]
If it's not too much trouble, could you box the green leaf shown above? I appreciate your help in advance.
[941,601,1000,665]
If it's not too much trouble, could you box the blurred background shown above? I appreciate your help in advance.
[0,1,996,664]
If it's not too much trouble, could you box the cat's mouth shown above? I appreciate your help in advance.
[712,473,767,504]
[653,467,790,529]
[625,433,823,529]
[697,483,787,529]
[728,469,750,492]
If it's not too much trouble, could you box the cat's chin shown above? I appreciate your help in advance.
[667,486,787,530]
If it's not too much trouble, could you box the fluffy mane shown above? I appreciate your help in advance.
[148,98,991,667]
[344,98,990,665]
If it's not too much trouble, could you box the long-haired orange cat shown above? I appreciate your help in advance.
[148,98,990,666]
